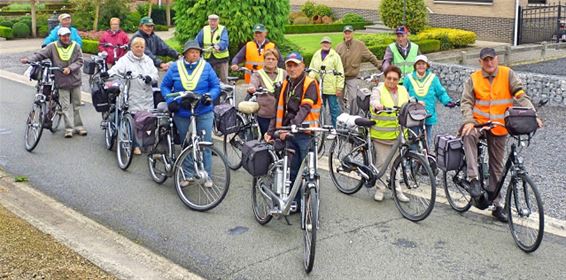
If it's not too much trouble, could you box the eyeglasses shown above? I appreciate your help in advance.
[386,77,399,81]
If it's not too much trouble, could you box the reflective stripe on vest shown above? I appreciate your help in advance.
[258,68,285,93]
[389,42,419,76]
[275,76,322,128]
[407,72,435,97]
[369,84,409,140]
[202,25,229,59]
[177,59,206,91]
[245,41,275,83]
[54,41,76,62]
[471,66,513,136]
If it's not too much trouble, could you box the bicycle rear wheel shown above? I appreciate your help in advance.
[117,114,134,170]
[223,114,247,170]
[48,100,62,133]
[147,135,172,184]
[303,187,318,273]
[506,174,544,253]
[252,175,273,225]
[328,135,364,194]
[25,102,44,152]
[391,151,436,222]
[443,168,472,212]
[175,143,230,211]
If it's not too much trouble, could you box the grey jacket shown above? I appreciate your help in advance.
[28,41,83,89]
[108,51,159,113]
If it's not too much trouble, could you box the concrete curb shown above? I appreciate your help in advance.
[0,169,203,280]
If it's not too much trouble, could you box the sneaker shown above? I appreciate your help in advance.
[469,179,482,198]
[395,185,410,203]
[74,127,87,136]
[133,147,142,155]
[203,178,214,188]
[374,185,385,201]
[492,206,508,223]
[179,177,194,187]
[64,130,73,138]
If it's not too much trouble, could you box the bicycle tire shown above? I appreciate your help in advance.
[391,151,436,222]
[506,174,544,253]
[303,187,318,273]
[328,135,364,194]
[48,101,62,133]
[223,114,247,170]
[117,114,134,170]
[252,175,273,225]
[175,144,230,211]
[24,102,44,152]
[316,105,326,158]
[443,168,472,213]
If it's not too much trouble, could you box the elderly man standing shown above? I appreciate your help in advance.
[42,13,82,48]
[195,14,229,83]
[231,23,284,83]
[382,26,420,80]
[23,27,86,138]
[131,17,179,71]
[335,25,381,115]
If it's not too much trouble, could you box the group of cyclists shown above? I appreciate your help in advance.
[20,12,545,267]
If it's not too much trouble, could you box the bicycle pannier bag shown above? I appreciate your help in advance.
[399,101,427,128]
[91,82,109,112]
[213,103,239,135]
[504,107,538,136]
[241,140,273,177]
[134,111,157,147]
[356,88,372,116]
[83,59,97,75]
[435,134,464,171]
[29,65,43,81]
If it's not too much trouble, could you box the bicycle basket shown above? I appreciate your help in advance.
[29,65,43,81]
[504,107,537,136]
[213,103,239,135]
[83,59,97,75]
[398,101,427,128]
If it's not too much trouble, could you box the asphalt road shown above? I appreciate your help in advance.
[1,77,566,279]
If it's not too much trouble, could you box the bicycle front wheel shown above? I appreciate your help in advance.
[328,135,365,194]
[117,114,134,170]
[391,151,436,222]
[303,187,318,273]
[252,175,273,225]
[25,102,44,152]
[506,174,544,253]
[175,143,230,211]
[443,168,472,212]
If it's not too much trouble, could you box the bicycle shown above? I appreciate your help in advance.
[348,72,384,117]
[165,91,231,211]
[252,124,333,273]
[328,107,437,222]
[443,121,544,252]
[24,61,63,152]
[146,102,178,184]
[98,42,129,65]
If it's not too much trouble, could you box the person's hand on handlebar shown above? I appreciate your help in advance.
[230,64,239,71]
[201,94,213,106]
[62,67,71,75]
[461,123,475,136]
[20,57,29,64]
[373,103,384,111]
[247,86,256,95]
[144,75,152,85]
[445,101,457,108]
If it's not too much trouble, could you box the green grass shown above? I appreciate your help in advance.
[284,32,344,55]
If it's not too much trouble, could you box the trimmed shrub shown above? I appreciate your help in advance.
[0,21,12,28]
[0,26,13,39]
[154,24,169,31]
[12,22,30,38]
[293,16,311,25]
[284,22,366,34]
[380,0,428,33]
[413,39,441,54]
[301,1,317,18]
[82,39,99,54]
[124,11,142,33]
[358,33,396,46]
[415,28,476,48]
[314,4,333,18]
[339,13,366,24]
[289,11,306,24]
[37,25,49,37]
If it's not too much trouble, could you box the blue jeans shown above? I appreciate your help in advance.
[174,111,214,176]
[322,94,341,127]
[410,124,433,150]
[288,133,312,203]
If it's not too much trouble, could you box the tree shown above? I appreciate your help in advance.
[93,0,102,31]
[30,0,37,37]
[174,0,289,56]
[165,0,171,26]
[379,0,428,34]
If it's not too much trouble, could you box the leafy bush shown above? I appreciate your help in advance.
[18,18,32,30]
[123,11,142,33]
[301,1,317,18]
[367,44,389,60]
[70,0,130,31]
[288,11,306,24]
[314,4,333,18]
[37,25,49,37]
[358,33,396,46]
[338,13,366,24]
[380,0,428,33]
[413,39,441,53]
[293,16,311,25]
[284,22,366,34]
[415,28,476,48]
[0,26,13,39]
[81,39,99,54]
[12,22,30,38]
[154,24,169,31]
[0,21,12,28]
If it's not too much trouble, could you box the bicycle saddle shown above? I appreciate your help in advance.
[227,76,239,82]
[156,102,168,113]
[220,83,233,91]
[238,101,259,114]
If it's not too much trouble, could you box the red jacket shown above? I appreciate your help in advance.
[98,29,129,65]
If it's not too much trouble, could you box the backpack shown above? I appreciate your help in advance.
[398,101,427,128]
[213,103,239,135]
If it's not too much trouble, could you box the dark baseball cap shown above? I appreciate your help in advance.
[285,52,303,64]
[343,25,354,32]
[140,16,155,26]
[253,23,266,33]
[395,26,409,34]
[479,48,497,59]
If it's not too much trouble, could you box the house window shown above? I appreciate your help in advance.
[433,0,493,4]
[528,0,547,4]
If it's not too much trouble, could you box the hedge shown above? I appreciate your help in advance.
[415,28,476,48]
[0,26,13,39]
[284,22,367,34]
[12,22,30,38]
[414,39,441,54]
[154,24,169,32]
[82,40,99,54]
[0,21,12,28]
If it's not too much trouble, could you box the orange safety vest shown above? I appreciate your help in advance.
[471,66,514,136]
[275,76,322,128]
[245,41,276,83]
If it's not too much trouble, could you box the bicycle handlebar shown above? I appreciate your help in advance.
[99,43,129,49]
[474,121,505,132]
[305,68,342,76]
[361,72,384,81]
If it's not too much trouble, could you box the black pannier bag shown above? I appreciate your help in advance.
[435,134,464,171]
[504,107,538,136]
[241,140,273,177]
[29,65,43,81]
[83,59,97,75]
[213,103,239,135]
[91,81,109,112]
[398,101,427,128]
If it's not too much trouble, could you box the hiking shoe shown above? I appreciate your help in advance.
[74,127,88,136]
[492,206,509,223]
[179,177,194,187]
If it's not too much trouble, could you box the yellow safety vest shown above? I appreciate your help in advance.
[177,59,206,91]
[369,83,409,140]
[389,42,419,77]
[54,41,76,62]
[257,68,285,93]
[407,72,435,98]
[202,25,229,59]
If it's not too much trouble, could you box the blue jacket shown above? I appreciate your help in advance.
[403,70,451,125]
[160,59,221,119]
[43,26,83,48]
[195,26,229,52]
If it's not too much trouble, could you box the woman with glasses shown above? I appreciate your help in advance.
[369,65,410,202]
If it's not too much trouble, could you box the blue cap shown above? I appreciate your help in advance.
[395,26,409,34]
[285,52,303,64]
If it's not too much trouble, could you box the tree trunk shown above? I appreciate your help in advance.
[148,0,153,17]
[93,0,101,31]
[30,0,37,37]
[165,0,171,26]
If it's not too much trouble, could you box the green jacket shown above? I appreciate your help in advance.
[308,48,345,95]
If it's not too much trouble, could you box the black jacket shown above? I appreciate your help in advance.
[131,30,179,67]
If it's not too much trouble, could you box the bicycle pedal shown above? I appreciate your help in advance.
[290,201,298,213]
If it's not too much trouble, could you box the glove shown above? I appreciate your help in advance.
[100,71,109,79]
[446,101,457,108]
[180,97,192,109]
[167,101,180,112]
[144,75,152,85]
[201,94,212,106]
